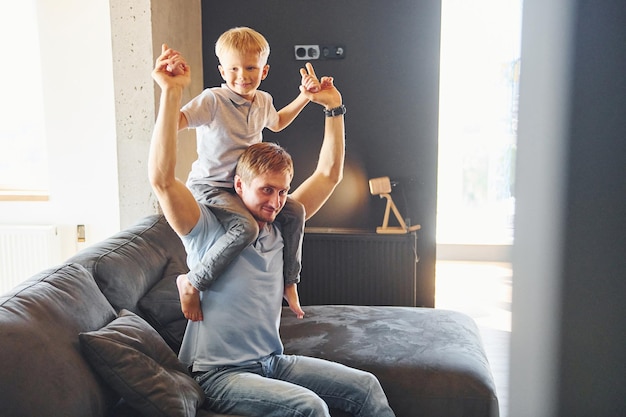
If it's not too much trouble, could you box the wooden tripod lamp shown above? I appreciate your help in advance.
[369,176,421,234]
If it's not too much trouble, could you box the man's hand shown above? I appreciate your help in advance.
[152,44,191,90]
[299,63,342,109]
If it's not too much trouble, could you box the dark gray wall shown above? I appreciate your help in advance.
[558,1,626,415]
[201,0,441,301]
[511,0,626,415]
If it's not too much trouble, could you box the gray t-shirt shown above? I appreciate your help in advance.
[178,204,285,371]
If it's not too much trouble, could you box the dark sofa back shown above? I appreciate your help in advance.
[0,263,119,416]
[67,214,190,352]
[68,215,188,313]
[0,215,193,417]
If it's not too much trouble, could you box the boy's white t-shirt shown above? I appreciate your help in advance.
[181,84,279,188]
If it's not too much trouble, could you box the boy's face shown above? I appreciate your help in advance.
[234,170,291,227]
[218,50,269,101]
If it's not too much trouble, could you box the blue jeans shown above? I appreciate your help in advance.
[194,354,396,417]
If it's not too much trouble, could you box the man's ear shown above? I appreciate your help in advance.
[234,175,244,195]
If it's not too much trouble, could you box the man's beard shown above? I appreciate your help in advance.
[252,206,280,224]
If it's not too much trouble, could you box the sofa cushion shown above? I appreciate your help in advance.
[0,263,118,417]
[68,215,189,315]
[138,275,187,353]
[280,305,499,417]
[79,309,204,417]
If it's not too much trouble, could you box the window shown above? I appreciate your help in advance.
[437,0,522,245]
[0,0,49,199]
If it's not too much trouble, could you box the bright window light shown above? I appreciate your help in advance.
[437,0,523,245]
[0,0,48,193]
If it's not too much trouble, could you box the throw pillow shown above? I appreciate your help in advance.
[79,309,204,417]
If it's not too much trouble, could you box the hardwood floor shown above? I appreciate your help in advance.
[435,261,512,417]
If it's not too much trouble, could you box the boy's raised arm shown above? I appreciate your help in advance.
[270,64,322,132]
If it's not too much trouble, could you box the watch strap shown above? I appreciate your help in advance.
[324,105,347,117]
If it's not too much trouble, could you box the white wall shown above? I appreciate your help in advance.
[509,0,573,415]
[3,0,121,260]
[110,0,160,228]
[1,0,202,264]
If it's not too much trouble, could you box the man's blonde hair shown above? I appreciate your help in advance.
[236,142,293,185]
[215,27,270,62]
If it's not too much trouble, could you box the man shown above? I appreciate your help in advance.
[149,46,395,417]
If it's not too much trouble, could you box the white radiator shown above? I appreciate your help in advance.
[0,225,62,295]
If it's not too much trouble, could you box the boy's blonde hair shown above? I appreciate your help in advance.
[236,142,294,185]
[215,27,270,62]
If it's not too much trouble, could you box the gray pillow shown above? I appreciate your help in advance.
[79,309,204,417]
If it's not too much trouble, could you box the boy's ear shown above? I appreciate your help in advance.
[218,65,226,80]
[261,64,270,80]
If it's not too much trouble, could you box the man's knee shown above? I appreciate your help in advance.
[361,370,382,389]
[355,371,394,417]
[295,391,330,417]
[360,370,388,399]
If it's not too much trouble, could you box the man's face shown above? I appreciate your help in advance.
[235,170,291,226]
[218,50,269,101]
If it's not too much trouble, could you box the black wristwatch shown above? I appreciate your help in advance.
[324,105,347,117]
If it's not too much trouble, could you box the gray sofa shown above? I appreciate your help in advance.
[0,214,499,417]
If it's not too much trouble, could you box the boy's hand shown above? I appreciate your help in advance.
[152,44,191,89]
[300,62,322,93]
[299,63,342,109]
[162,43,188,75]
[167,63,186,76]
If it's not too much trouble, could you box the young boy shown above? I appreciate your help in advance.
[168,27,322,322]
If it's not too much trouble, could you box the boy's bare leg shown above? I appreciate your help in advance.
[284,283,305,319]
[176,274,203,321]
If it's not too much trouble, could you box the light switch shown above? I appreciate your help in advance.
[77,224,86,242]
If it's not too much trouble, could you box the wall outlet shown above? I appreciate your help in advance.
[294,44,346,60]
[294,45,320,60]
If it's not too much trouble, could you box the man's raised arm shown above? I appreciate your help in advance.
[290,65,345,220]
[148,44,200,236]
